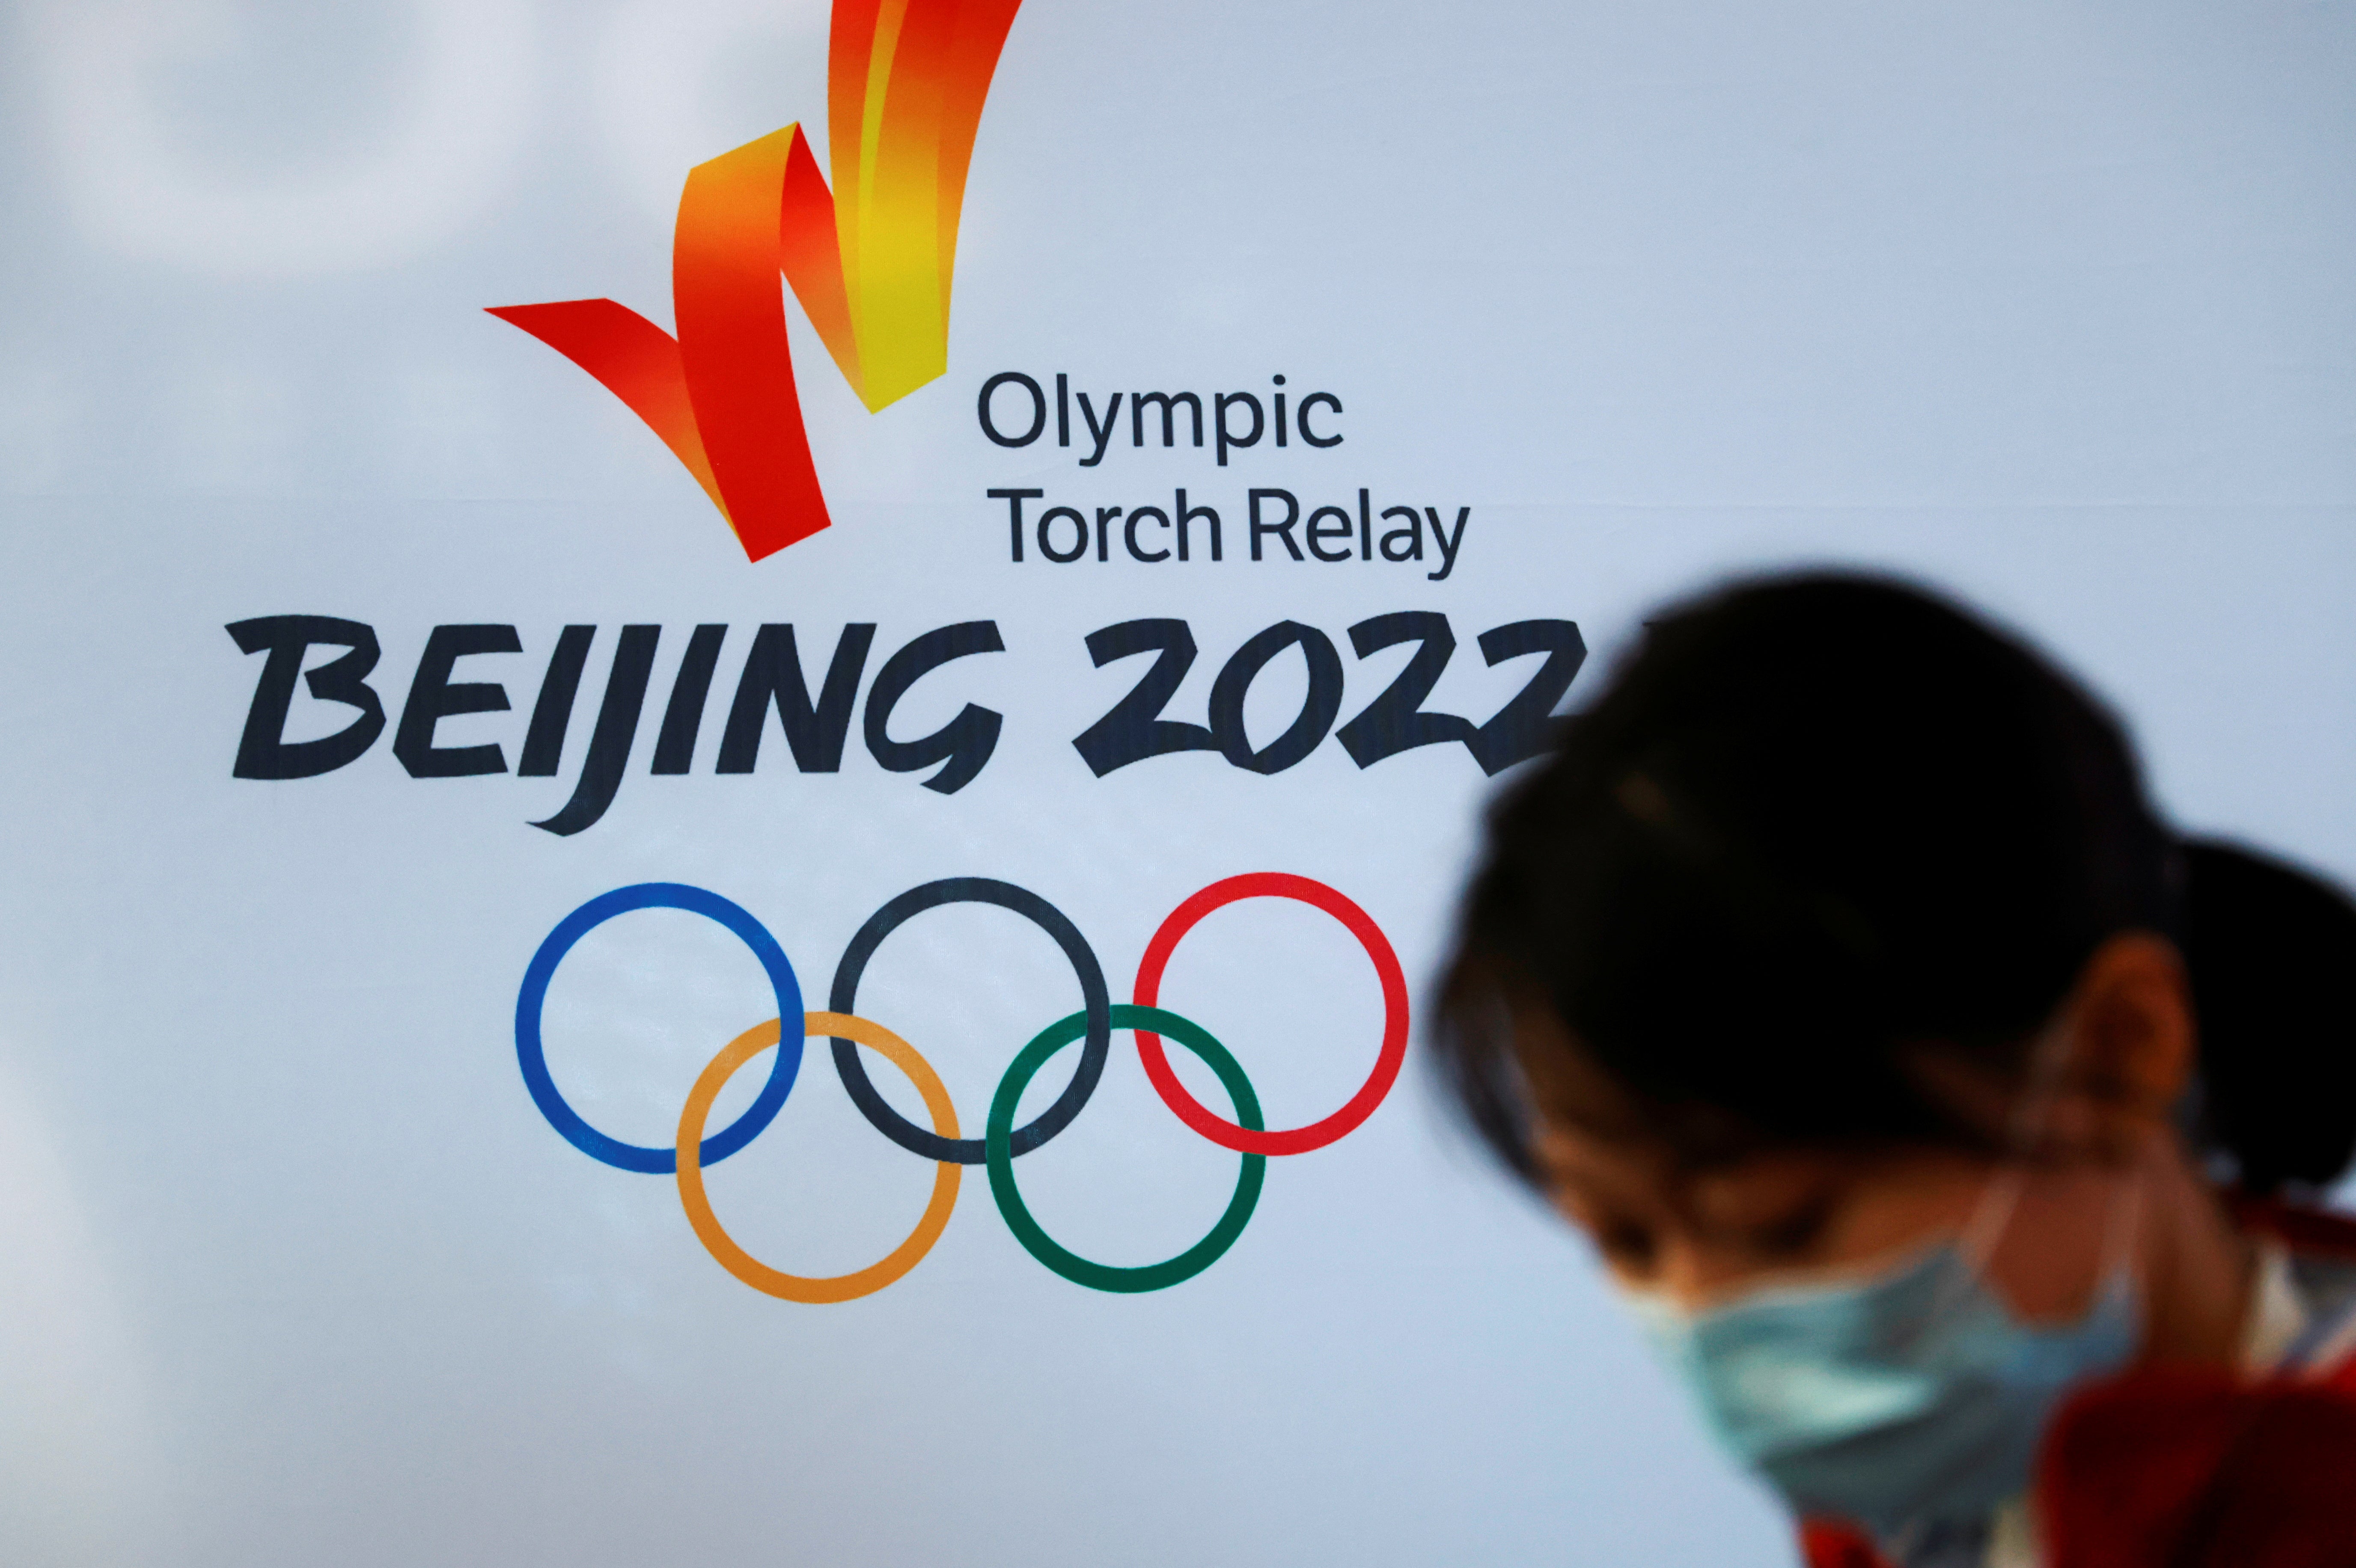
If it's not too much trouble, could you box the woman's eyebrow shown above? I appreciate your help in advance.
[1670,1164,1846,1233]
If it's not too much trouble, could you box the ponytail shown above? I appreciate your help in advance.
[2181,840,2356,1196]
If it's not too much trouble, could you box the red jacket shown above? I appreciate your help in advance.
[1803,1202,2356,1568]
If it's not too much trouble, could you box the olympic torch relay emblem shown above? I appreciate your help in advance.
[489,0,1025,561]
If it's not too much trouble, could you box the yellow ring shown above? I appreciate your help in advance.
[675,1011,960,1304]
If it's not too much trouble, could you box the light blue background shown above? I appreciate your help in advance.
[1,2,2351,1564]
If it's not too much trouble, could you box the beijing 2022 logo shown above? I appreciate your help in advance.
[517,873,1406,1300]
[489,0,1024,561]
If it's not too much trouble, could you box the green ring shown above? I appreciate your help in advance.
[987,1004,1266,1293]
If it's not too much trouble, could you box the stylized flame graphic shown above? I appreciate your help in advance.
[489,0,1024,561]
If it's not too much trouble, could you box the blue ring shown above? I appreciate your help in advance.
[516,882,803,1174]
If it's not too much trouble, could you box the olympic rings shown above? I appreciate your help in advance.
[828,878,1110,1165]
[516,873,1404,1300]
[1132,872,1410,1156]
[516,882,803,1174]
[988,1006,1264,1293]
[677,1013,961,1304]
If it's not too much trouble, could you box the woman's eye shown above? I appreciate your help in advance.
[1752,1197,1834,1259]
[1595,1218,1659,1273]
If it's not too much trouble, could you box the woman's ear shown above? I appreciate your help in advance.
[1907,932,2198,1161]
[2051,932,2198,1160]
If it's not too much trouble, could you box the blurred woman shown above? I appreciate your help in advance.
[1437,574,2356,1568]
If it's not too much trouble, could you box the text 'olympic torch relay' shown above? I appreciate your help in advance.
[489,0,1025,561]
[516,874,1410,1301]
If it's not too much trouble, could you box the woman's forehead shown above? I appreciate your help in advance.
[1538,1118,1844,1201]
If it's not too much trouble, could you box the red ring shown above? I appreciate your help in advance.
[1132,872,1409,1155]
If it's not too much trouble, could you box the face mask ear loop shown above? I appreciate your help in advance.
[2090,1145,2149,1314]
[1937,1016,2077,1316]
[1883,1016,2078,1568]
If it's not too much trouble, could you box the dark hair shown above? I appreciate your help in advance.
[1435,572,2356,1197]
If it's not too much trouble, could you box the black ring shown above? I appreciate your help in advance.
[830,878,1111,1164]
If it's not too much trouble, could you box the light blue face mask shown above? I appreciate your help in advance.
[1624,1207,2140,1549]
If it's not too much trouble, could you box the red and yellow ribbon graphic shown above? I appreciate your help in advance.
[489,0,1024,561]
